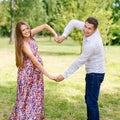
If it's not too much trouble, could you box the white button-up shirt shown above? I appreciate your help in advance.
[62,19,105,78]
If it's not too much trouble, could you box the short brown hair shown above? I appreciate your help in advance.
[85,17,98,29]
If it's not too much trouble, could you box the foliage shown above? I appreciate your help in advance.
[0,0,119,45]
[110,25,120,45]
[0,1,10,36]
[110,0,120,45]
[10,0,46,27]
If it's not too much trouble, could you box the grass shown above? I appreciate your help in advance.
[0,37,120,120]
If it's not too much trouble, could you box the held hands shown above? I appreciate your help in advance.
[54,35,66,43]
[50,74,64,82]
[54,74,64,82]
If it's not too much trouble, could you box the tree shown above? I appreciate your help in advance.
[0,0,9,37]
[110,0,120,45]
[9,0,15,44]
[8,0,46,43]
[0,0,119,45]
[49,0,114,45]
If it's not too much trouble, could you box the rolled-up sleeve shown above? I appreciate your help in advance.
[62,19,84,37]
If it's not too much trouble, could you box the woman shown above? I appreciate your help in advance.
[8,21,57,120]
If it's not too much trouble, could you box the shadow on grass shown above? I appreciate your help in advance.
[0,81,120,120]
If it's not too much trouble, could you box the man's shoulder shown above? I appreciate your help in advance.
[89,30,102,41]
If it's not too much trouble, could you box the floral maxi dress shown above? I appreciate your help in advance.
[9,39,44,120]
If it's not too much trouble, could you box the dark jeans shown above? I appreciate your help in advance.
[85,73,105,120]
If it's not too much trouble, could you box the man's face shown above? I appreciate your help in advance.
[83,22,96,37]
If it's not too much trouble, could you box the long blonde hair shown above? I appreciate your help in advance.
[15,21,31,68]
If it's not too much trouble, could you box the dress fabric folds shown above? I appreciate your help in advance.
[9,39,44,120]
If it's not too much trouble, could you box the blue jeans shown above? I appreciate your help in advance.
[85,73,105,120]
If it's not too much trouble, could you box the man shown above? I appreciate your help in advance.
[55,17,105,120]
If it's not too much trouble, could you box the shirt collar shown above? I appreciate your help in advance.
[84,29,98,41]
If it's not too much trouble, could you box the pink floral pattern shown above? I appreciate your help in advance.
[9,39,44,120]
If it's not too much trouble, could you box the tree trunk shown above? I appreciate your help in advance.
[9,0,14,44]
[9,19,14,44]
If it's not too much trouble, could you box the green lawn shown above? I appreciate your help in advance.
[0,37,120,120]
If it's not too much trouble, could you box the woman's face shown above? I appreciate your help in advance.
[20,24,31,38]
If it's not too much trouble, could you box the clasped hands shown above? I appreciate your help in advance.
[52,74,64,82]
[54,35,66,43]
